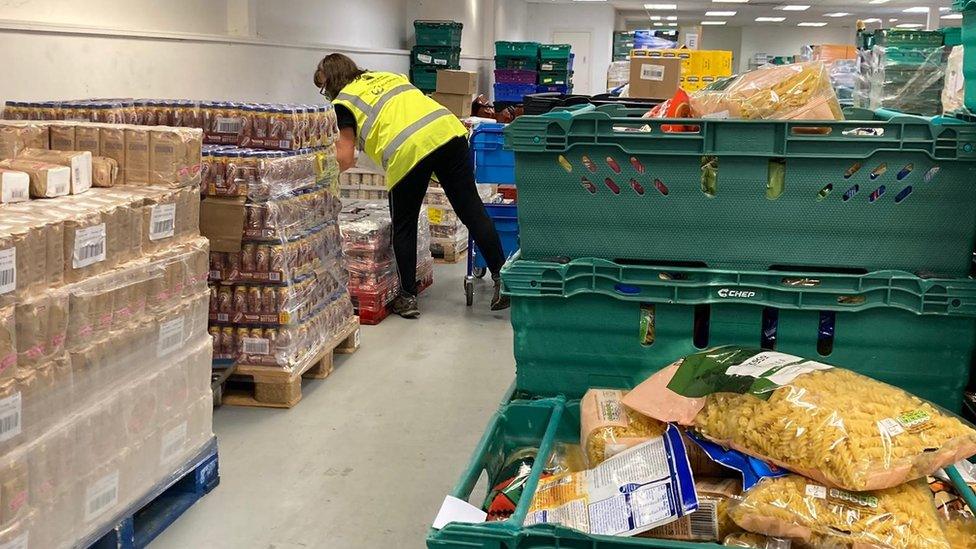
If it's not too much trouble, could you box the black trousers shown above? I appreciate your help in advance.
[389,137,506,296]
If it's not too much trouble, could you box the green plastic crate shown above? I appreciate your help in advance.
[496,41,541,59]
[873,28,945,47]
[415,20,463,47]
[537,71,573,86]
[958,4,976,111]
[496,56,537,70]
[539,58,572,72]
[410,67,438,92]
[943,26,963,47]
[504,104,976,276]
[539,44,572,60]
[412,46,462,68]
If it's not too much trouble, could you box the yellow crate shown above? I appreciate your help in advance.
[633,49,732,78]
[702,51,733,76]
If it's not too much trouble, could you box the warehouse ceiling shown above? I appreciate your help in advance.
[529,0,958,28]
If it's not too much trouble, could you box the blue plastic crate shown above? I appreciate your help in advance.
[536,84,573,94]
[472,123,515,184]
[494,82,537,103]
[473,203,519,271]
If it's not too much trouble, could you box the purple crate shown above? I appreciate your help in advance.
[494,69,538,84]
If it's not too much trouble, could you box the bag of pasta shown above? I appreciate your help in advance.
[722,532,792,548]
[930,464,976,548]
[689,61,844,121]
[622,347,976,491]
[729,475,950,548]
[581,388,666,467]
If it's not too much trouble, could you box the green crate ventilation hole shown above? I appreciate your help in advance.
[554,152,940,205]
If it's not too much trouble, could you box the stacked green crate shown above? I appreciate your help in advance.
[537,44,573,90]
[856,28,947,115]
[411,20,462,93]
[613,30,635,61]
[494,42,541,104]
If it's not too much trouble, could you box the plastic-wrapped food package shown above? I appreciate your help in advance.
[202,145,336,200]
[580,388,666,467]
[722,532,792,548]
[943,46,965,114]
[690,61,844,120]
[729,475,950,548]
[641,478,741,542]
[855,44,949,116]
[930,464,976,548]
[623,347,976,491]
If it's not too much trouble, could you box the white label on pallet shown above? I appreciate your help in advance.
[0,392,21,443]
[353,329,361,349]
[417,54,433,64]
[434,58,448,66]
[149,204,176,241]
[0,248,15,295]
[160,421,188,464]
[242,337,270,355]
[216,116,243,134]
[640,64,666,82]
[0,532,28,549]
[85,470,119,522]
[157,316,185,358]
[73,224,106,269]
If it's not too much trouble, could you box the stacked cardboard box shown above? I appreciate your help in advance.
[424,183,496,261]
[0,120,213,547]
[432,70,478,118]
[631,49,734,93]
[339,168,388,201]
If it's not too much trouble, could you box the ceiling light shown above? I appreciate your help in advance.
[896,23,924,28]
[644,3,677,9]
[862,17,882,23]
[705,11,737,16]
[649,15,661,20]
[653,22,664,26]
[902,7,930,13]
[797,22,827,26]
[666,15,677,20]
[869,0,889,4]
[943,13,963,19]
[755,16,786,22]
[941,6,951,11]
[667,22,678,26]
[779,5,810,11]
[701,20,727,25]
[823,12,849,17]
[888,18,898,22]
[712,0,750,3]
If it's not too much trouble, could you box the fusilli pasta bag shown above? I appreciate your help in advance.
[580,388,666,467]
[622,346,976,491]
[729,475,950,548]
[722,532,793,548]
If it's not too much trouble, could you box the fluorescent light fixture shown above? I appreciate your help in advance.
[868,0,889,4]
[779,5,810,11]
[572,0,607,2]
[941,6,951,11]
[701,20,727,25]
[644,3,677,9]
[712,0,749,3]
[653,22,664,26]
[888,18,898,22]
[666,15,677,20]
[943,13,963,19]
[902,6,930,13]
[755,16,786,22]
[649,15,661,20]
[667,22,678,26]
[705,11,737,16]
[823,12,849,17]
[896,23,924,28]
[797,22,827,26]
[862,17,882,23]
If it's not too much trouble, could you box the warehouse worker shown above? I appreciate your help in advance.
[314,53,510,318]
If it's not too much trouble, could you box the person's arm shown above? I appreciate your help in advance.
[337,127,356,172]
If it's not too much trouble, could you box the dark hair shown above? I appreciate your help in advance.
[314,53,367,99]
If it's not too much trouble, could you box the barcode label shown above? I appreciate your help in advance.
[434,58,447,66]
[418,54,433,64]
[216,117,243,134]
[0,532,28,549]
[640,64,666,82]
[73,224,106,269]
[85,471,119,522]
[688,500,718,539]
[160,421,188,464]
[149,204,176,241]
[243,337,270,355]
[157,316,185,357]
[1,175,27,202]
[0,392,21,442]
[0,248,15,295]
[9,188,26,200]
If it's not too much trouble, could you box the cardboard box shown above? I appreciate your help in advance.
[0,169,29,204]
[0,158,70,198]
[124,128,150,186]
[630,57,681,100]
[17,149,93,195]
[431,93,472,118]
[436,70,478,95]
[200,198,246,253]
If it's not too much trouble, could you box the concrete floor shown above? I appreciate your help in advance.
[151,260,514,549]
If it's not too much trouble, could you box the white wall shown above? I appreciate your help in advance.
[525,2,615,95]
[494,0,529,43]
[0,0,231,34]
[257,0,408,50]
[700,26,743,74]
[738,26,856,73]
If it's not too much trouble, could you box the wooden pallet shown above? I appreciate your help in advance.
[432,244,468,264]
[222,317,361,409]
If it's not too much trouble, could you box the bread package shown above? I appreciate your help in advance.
[150,128,188,187]
[49,124,76,151]
[643,477,742,542]
[0,169,29,204]
[124,127,150,185]
[91,156,119,188]
[17,148,92,195]
[99,125,125,178]
[0,307,14,381]
[0,158,69,198]
[74,125,100,155]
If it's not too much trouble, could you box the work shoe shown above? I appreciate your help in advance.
[391,294,420,319]
[490,275,511,311]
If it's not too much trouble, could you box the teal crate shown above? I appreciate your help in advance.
[959,5,976,111]
[944,26,963,47]
[410,67,438,92]
[412,46,462,68]
[495,56,537,70]
[539,56,574,72]
[415,20,463,47]
[537,71,573,86]
[539,44,572,60]
[504,104,976,276]
[873,28,945,47]
[496,41,541,59]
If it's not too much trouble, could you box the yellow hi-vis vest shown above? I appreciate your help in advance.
[333,72,467,189]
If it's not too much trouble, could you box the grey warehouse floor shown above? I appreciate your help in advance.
[151,260,514,548]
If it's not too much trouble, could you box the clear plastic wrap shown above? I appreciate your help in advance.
[690,61,844,120]
[338,169,388,201]
[729,475,950,548]
[722,532,792,548]
[943,46,965,114]
[854,44,949,116]
[622,347,976,492]
[930,466,976,548]
[580,388,666,467]
[201,145,337,200]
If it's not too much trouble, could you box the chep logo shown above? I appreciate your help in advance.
[717,288,757,299]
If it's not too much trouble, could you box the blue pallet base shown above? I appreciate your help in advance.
[85,437,220,549]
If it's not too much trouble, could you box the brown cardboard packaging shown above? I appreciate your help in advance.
[0,169,29,204]
[15,291,68,366]
[150,128,188,187]
[0,158,70,198]
[17,149,92,195]
[49,125,76,151]
[0,126,21,161]
[99,126,125,178]
[91,156,119,188]
[0,307,14,382]
[630,57,682,100]
[183,128,203,186]
[200,198,246,253]
[430,93,472,118]
[75,126,101,155]
[436,70,479,95]
[124,128,150,185]
[60,209,107,283]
